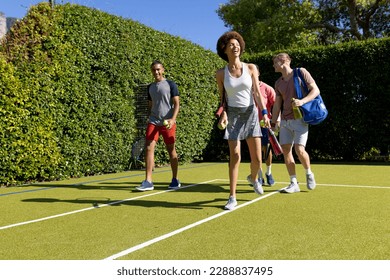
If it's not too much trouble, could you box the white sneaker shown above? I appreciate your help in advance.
[306,173,316,190]
[224,196,237,210]
[253,180,264,195]
[282,182,300,193]
[136,180,154,191]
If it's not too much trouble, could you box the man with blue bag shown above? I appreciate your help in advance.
[270,53,326,193]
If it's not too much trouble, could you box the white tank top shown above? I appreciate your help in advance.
[224,63,253,108]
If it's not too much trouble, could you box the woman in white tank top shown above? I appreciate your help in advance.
[216,31,270,210]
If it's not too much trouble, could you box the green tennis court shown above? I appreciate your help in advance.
[0,162,389,260]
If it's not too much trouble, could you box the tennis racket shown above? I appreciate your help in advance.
[130,137,146,169]
[130,85,149,169]
[268,128,283,156]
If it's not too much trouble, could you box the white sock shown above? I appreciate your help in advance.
[306,168,312,175]
[290,176,298,184]
[266,165,271,175]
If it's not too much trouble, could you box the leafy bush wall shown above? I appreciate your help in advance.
[0,3,224,185]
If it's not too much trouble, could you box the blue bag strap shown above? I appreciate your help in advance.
[293,67,311,99]
[297,68,310,96]
[293,68,303,99]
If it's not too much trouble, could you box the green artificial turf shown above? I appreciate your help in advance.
[0,162,389,260]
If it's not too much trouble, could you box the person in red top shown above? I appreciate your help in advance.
[247,66,279,186]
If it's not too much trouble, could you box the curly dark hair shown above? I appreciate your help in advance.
[216,31,245,62]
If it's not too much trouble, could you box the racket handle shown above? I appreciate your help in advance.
[215,106,224,118]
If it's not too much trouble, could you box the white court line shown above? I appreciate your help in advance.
[103,190,281,260]
[0,179,219,231]
[315,183,390,189]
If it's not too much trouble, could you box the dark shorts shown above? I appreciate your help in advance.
[261,127,269,146]
[146,123,176,145]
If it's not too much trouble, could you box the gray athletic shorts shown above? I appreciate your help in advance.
[224,104,262,140]
[279,119,309,146]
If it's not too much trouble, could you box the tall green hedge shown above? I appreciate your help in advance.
[0,3,224,186]
[0,4,63,185]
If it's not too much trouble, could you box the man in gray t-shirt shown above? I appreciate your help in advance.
[136,60,181,191]
[148,78,179,126]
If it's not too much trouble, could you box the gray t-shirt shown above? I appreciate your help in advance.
[148,79,179,126]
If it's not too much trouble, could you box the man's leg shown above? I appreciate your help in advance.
[145,140,156,182]
[166,143,178,179]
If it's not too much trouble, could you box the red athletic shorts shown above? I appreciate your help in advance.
[145,123,176,145]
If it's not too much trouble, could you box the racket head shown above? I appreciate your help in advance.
[131,137,146,160]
